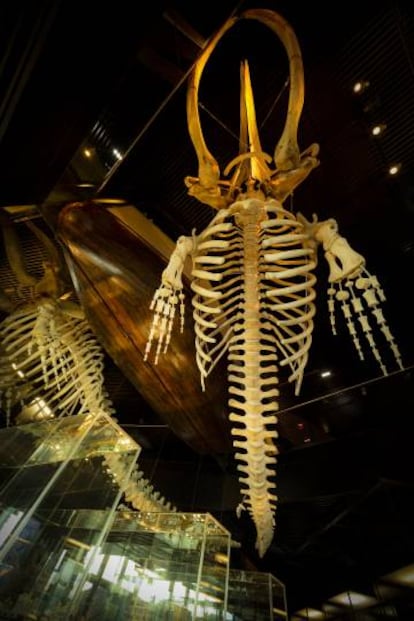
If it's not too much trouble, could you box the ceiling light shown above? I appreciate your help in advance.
[92,197,127,205]
[388,163,401,176]
[352,80,369,94]
[83,147,92,158]
[371,123,386,136]
[382,564,414,586]
[329,591,378,608]
[320,370,331,378]
[112,148,123,161]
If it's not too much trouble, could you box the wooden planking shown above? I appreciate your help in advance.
[57,202,231,454]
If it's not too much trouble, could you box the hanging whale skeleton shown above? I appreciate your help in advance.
[145,8,403,557]
[0,213,177,516]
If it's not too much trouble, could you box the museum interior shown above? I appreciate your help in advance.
[0,0,414,618]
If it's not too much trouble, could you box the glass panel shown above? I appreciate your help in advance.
[74,511,231,620]
[0,412,140,620]
[227,569,288,620]
[195,514,230,620]
[271,575,288,620]
[0,508,112,621]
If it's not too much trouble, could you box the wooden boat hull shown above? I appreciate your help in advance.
[57,202,231,454]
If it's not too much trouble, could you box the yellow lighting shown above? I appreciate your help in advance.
[382,563,414,586]
[200,579,225,594]
[92,197,127,205]
[112,148,123,161]
[388,163,401,176]
[214,552,229,564]
[64,537,91,551]
[329,591,377,608]
[296,608,325,619]
[320,370,331,378]
[83,148,92,158]
[371,123,386,136]
[77,182,95,189]
[352,80,369,94]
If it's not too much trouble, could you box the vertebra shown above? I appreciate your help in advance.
[0,299,176,515]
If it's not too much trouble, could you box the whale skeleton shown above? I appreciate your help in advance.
[145,8,402,557]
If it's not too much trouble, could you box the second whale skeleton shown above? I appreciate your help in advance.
[145,8,403,557]
[0,215,177,517]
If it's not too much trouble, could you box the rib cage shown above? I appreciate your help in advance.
[0,301,106,421]
[191,196,317,556]
[0,299,176,515]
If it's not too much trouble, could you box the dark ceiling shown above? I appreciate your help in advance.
[1,0,414,617]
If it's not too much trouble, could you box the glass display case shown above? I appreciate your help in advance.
[0,411,140,620]
[74,510,231,620]
[227,569,288,620]
[0,412,286,620]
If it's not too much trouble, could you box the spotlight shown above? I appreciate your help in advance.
[371,123,386,136]
[352,80,370,94]
[388,163,401,176]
